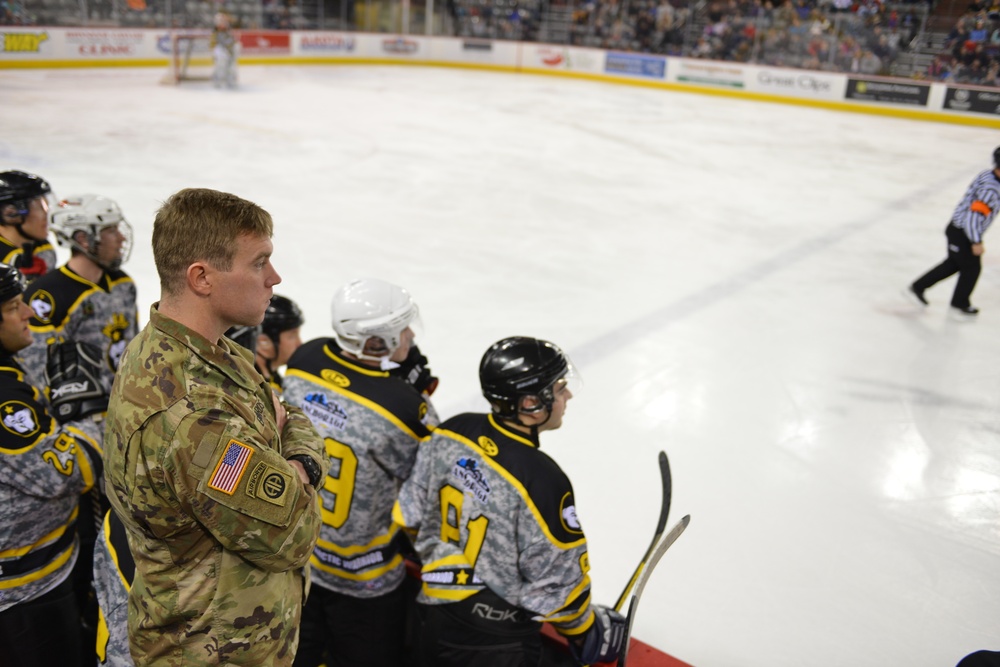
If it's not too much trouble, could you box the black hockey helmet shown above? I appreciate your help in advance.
[993,146,1000,169]
[226,324,262,356]
[0,262,25,308]
[262,294,304,344]
[480,336,571,419]
[0,171,52,219]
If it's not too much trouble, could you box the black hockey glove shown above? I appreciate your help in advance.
[393,344,439,396]
[46,340,109,423]
[568,604,627,666]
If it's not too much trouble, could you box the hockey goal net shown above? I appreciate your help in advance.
[162,32,213,84]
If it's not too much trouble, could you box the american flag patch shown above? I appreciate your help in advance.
[208,439,254,494]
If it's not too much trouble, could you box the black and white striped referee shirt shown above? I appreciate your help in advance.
[952,168,1000,243]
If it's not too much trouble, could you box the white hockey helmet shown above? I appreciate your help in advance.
[331,278,419,361]
[50,194,133,270]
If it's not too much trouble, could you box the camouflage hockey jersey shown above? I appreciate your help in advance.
[0,354,102,612]
[20,265,138,396]
[282,338,439,598]
[393,413,597,638]
[94,509,135,667]
[103,305,327,666]
[0,236,57,283]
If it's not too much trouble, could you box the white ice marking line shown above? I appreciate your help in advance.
[569,173,968,369]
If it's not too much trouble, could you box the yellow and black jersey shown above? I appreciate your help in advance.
[94,509,135,667]
[0,236,56,283]
[283,338,439,598]
[0,355,103,611]
[19,265,138,395]
[393,412,596,637]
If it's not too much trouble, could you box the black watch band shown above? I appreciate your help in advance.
[289,455,323,488]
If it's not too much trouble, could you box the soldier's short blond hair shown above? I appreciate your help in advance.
[153,188,273,296]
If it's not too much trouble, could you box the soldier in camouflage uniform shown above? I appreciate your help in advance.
[0,170,59,282]
[393,336,627,667]
[284,277,440,667]
[0,261,108,667]
[21,193,139,396]
[103,188,328,666]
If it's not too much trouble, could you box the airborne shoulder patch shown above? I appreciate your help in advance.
[208,439,254,494]
[245,462,290,507]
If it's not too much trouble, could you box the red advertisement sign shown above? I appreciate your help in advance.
[238,31,291,55]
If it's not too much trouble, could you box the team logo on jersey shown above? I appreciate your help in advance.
[559,492,582,534]
[302,392,348,431]
[320,369,350,388]
[477,436,498,456]
[452,458,491,503]
[29,290,54,324]
[102,313,131,370]
[0,401,39,436]
[419,402,428,422]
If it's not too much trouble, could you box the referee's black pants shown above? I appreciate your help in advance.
[913,223,981,309]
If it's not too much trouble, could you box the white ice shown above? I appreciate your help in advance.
[2,63,998,667]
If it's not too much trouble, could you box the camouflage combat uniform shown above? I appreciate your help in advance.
[20,265,139,396]
[282,338,438,665]
[103,305,327,666]
[0,352,103,611]
[393,412,597,660]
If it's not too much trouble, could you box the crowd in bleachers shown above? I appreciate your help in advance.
[565,0,926,74]
[922,1,1000,84]
[7,0,1000,86]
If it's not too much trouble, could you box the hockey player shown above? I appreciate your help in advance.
[211,11,238,88]
[257,294,304,391]
[0,261,108,667]
[393,336,627,667]
[20,194,138,395]
[0,170,59,281]
[283,278,440,667]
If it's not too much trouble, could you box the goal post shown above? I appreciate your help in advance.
[161,31,213,85]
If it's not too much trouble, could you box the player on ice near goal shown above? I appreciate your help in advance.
[211,12,238,89]
[393,336,627,667]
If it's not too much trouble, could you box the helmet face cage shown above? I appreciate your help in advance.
[479,337,574,419]
[226,324,262,356]
[331,279,419,361]
[50,195,133,271]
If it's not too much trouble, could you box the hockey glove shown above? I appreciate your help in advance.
[46,340,109,423]
[393,344,439,396]
[568,604,627,666]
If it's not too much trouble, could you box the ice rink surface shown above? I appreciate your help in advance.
[2,63,999,666]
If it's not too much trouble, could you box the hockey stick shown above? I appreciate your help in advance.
[618,514,691,667]
[614,450,671,612]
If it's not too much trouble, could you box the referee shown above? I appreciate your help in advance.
[909,146,1000,316]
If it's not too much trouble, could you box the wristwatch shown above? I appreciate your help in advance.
[288,455,323,489]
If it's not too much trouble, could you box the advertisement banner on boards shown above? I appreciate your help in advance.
[0,30,54,59]
[942,87,1000,115]
[604,52,666,78]
[845,78,929,106]
[674,60,744,88]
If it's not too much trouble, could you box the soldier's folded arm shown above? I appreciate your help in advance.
[163,408,324,573]
[278,403,329,473]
